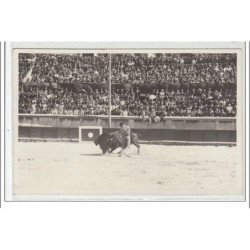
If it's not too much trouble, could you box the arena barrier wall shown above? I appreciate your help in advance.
[18,114,236,145]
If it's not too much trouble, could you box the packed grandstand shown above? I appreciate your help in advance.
[18,53,237,119]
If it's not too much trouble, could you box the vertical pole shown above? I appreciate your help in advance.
[109,53,112,129]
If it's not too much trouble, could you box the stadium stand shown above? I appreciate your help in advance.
[18,53,237,118]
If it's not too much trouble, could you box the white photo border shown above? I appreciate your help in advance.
[5,42,246,202]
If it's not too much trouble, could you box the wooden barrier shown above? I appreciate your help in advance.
[18,114,236,143]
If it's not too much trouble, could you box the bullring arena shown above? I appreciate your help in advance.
[14,141,241,197]
[12,51,243,200]
[13,115,243,198]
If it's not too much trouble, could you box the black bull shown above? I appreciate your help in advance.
[94,131,140,154]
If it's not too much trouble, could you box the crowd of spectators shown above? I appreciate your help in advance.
[19,54,35,81]
[111,53,236,86]
[19,53,237,87]
[19,85,236,118]
[19,86,109,115]
[111,86,236,118]
[18,53,237,118]
[19,53,109,85]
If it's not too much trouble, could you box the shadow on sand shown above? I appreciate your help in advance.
[80,153,118,157]
[80,153,103,156]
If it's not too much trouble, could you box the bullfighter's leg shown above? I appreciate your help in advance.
[126,135,131,156]
[118,148,131,157]
[120,136,131,157]
[132,142,140,154]
[118,148,124,157]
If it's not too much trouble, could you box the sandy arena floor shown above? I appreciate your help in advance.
[13,142,243,197]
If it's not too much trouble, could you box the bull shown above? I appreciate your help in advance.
[94,131,140,155]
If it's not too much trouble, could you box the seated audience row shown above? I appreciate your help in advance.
[19,85,236,118]
[19,53,237,86]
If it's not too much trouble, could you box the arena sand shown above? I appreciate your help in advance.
[13,142,243,197]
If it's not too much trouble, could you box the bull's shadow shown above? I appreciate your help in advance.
[80,153,103,156]
[80,153,118,157]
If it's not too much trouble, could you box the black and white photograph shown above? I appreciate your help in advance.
[5,42,245,201]
[2,1,250,250]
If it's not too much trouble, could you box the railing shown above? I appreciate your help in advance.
[19,114,236,131]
